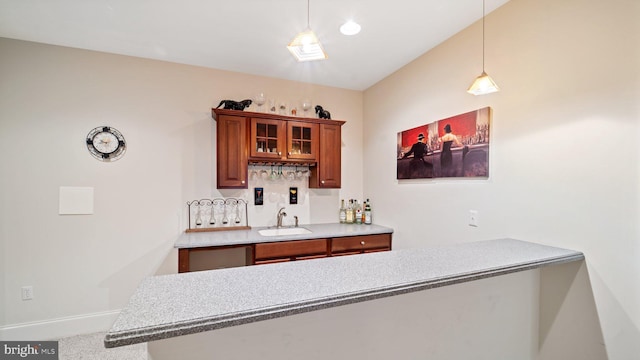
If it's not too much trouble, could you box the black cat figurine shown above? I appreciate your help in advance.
[216,99,252,111]
[315,105,331,119]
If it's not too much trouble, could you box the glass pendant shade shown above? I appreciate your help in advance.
[468,0,499,95]
[467,71,500,95]
[287,28,327,62]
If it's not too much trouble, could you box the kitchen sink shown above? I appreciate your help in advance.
[258,227,312,237]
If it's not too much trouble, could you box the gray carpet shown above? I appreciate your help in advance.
[58,332,146,360]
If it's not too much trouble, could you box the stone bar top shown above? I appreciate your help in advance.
[104,238,584,348]
[174,223,394,248]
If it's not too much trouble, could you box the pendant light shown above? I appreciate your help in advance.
[287,0,328,62]
[467,0,499,95]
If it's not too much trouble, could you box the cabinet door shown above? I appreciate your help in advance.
[250,118,286,160]
[217,115,248,189]
[310,123,341,188]
[287,121,318,160]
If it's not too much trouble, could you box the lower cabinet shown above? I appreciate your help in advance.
[178,233,393,272]
[331,234,392,255]
[254,239,329,264]
[252,233,392,265]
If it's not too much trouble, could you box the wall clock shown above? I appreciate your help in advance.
[86,126,126,162]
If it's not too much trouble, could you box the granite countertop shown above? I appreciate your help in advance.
[175,223,394,249]
[105,238,584,348]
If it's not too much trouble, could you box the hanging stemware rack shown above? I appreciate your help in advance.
[185,197,249,233]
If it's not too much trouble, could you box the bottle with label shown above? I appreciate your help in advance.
[364,198,372,225]
[355,200,363,224]
[339,199,346,224]
[346,199,354,224]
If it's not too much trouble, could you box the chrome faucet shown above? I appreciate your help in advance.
[276,207,287,228]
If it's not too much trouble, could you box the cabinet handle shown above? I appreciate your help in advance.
[278,152,282,156]
[241,180,245,184]
[360,241,365,245]
[321,180,325,184]
[288,151,292,156]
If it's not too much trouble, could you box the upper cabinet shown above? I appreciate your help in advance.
[309,123,341,189]
[286,121,318,161]
[216,113,248,188]
[249,118,285,160]
[249,118,319,162]
[213,109,344,189]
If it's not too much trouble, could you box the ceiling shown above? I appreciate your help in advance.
[0,0,510,91]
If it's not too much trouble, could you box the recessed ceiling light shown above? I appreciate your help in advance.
[340,20,361,36]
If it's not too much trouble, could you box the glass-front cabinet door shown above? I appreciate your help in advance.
[250,118,285,159]
[287,121,318,160]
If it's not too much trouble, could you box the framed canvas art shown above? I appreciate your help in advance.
[397,107,491,179]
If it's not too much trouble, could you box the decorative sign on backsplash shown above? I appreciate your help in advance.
[186,198,249,232]
[397,107,491,179]
[254,188,264,206]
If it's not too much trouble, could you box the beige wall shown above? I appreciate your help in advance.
[364,0,639,358]
[0,37,362,336]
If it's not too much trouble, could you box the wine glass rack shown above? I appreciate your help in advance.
[185,197,249,233]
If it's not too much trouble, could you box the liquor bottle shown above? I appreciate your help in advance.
[364,198,372,225]
[346,199,354,224]
[355,200,363,224]
[339,199,346,224]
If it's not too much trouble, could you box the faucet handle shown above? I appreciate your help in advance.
[294,215,299,227]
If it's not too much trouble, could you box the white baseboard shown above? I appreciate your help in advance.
[0,309,121,341]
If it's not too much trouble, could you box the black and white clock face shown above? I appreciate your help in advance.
[86,126,126,162]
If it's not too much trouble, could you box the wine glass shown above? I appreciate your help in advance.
[254,93,266,112]
[301,99,312,117]
[250,168,259,181]
[278,102,287,115]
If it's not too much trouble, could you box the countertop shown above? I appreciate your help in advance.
[175,223,394,249]
[105,238,584,348]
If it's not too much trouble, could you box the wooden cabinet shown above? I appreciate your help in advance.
[249,118,319,162]
[249,118,286,160]
[178,232,392,272]
[216,114,248,189]
[331,234,392,255]
[254,239,328,264]
[310,123,341,188]
[286,121,318,161]
[213,108,344,189]
[252,233,392,266]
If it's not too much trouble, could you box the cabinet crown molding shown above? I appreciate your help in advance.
[212,108,346,126]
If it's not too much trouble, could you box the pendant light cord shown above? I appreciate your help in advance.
[482,0,486,72]
[307,0,310,28]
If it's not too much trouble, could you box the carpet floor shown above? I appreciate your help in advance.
[58,332,147,360]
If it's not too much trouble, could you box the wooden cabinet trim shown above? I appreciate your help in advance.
[255,258,291,265]
[213,108,345,126]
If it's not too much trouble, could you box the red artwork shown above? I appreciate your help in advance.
[397,107,491,179]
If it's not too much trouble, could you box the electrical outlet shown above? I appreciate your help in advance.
[21,286,33,300]
[469,210,479,227]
